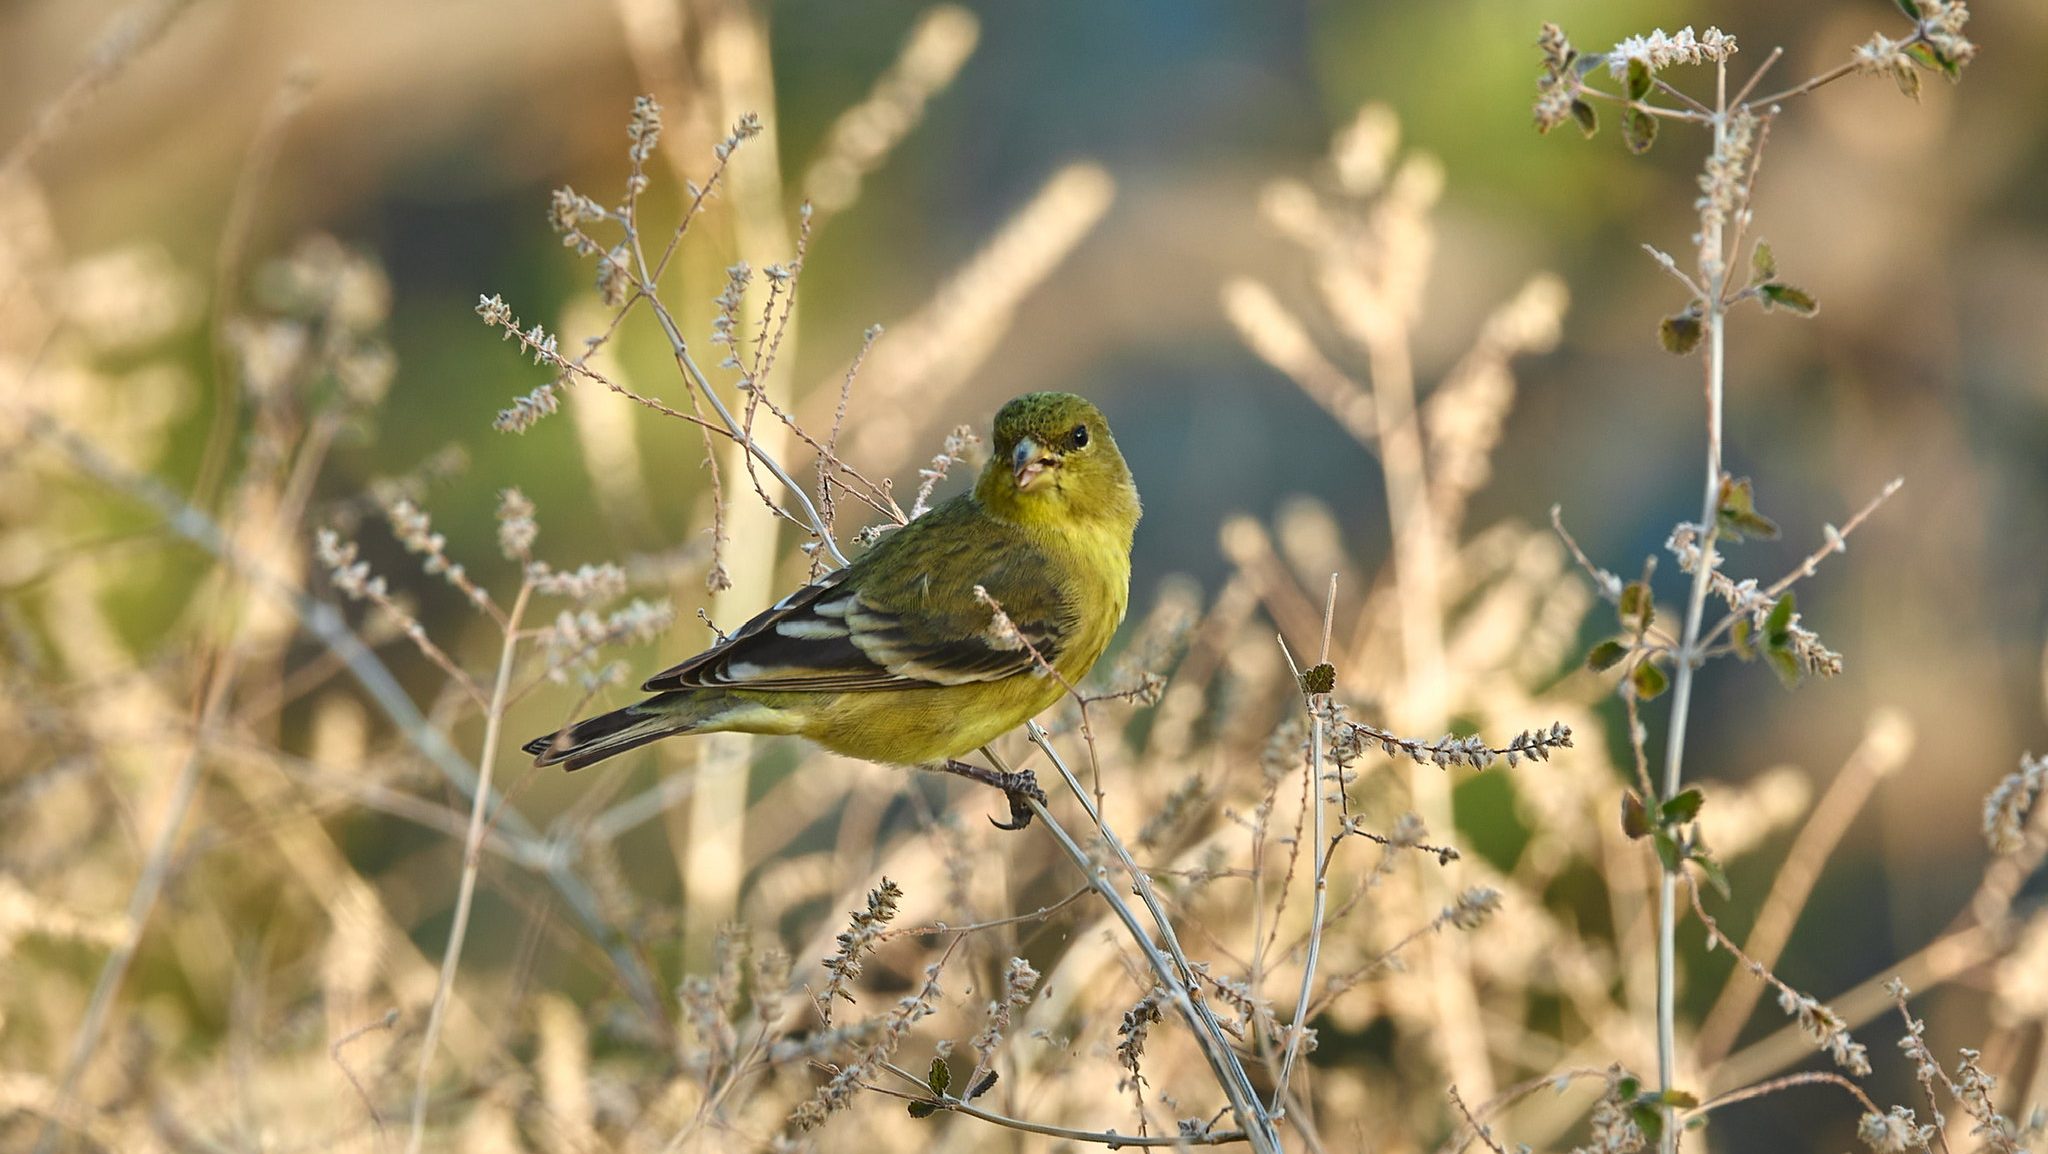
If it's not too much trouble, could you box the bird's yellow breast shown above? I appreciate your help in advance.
[793,515,1129,766]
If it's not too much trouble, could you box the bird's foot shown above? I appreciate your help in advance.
[938,760,1048,831]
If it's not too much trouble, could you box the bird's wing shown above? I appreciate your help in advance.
[642,506,1069,694]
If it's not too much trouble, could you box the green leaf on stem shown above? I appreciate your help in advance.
[1730,617,1756,661]
[1894,0,1922,18]
[1765,593,1796,643]
[1619,581,1655,630]
[1623,105,1658,154]
[1693,850,1732,899]
[1717,475,1781,542]
[1571,98,1599,138]
[1625,58,1654,102]
[1750,239,1776,283]
[1633,1102,1667,1145]
[1300,662,1337,695]
[1587,639,1629,672]
[1652,829,1682,873]
[1758,282,1819,316]
[1632,658,1669,700]
[909,1056,952,1118]
[1622,791,1652,839]
[1659,308,1703,354]
[1661,786,1706,825]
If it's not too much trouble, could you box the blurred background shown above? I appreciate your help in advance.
[4,0,2047,1149]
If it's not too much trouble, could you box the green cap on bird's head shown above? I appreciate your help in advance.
[977,392,1140,531]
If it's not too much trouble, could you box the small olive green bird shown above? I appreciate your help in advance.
[523,392,1140,828]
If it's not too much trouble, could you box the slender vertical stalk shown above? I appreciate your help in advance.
[1274,576,1338,1111]
[406,580,534,1153]
[1657,61,1731,1154]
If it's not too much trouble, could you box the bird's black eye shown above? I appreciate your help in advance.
[1069,423,1090,450]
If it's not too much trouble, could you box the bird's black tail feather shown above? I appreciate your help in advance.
[524,696,690,772]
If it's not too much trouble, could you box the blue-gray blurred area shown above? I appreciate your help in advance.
[6,0,2046,1147]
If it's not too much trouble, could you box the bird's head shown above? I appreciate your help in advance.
[975,391,1140,532]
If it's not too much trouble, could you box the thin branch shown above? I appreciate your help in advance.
[876,886,1090,943]
[1273,576,1337,1111]
[1687,1070,1882,1120]
[331,1009,401,1145]
[871,1063,1249,1148]
[405,579,534,1151]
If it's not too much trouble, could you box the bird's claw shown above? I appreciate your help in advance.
[985,769,1047,832]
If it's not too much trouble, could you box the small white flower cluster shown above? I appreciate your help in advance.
[1335,717,1574,771]
[386,498,494,613]
[1857,1106,1934,1153]
[1605,25,1738,80]
[1570,1070,1646,1154]
[475,294,561,367]
[495,488,537,561]
[970,957,1040,1071]
[1532,23,1581,135]
[1695,109,1759,279]
[536,599,674,686]
[1982,752,2044,855]
[716,111,763,161]
[1115,986,1167,1095]
[1956,1054,2046,1152]
[817,879,902,1022]
[1442,886,1502,932]
[547,186,608,252]
[627,94,663,175]
[494,381,560,434]
[1917,0,1978,68]
[711,261,753,372]
[1666,521,1719,576]
[791,958,943,1131]
[1777,986,1871,1076]
[911,424,981,520]
[528,562,627,603]
[315,528,382,601]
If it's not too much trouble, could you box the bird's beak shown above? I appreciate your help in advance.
[1012,435,1057,490]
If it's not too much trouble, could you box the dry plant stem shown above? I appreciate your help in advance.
[331,1009,401,1140]
[1273,576,1339,1112]
[1655,60,1733,1154]
[405,579,534,1153]
[1688,1070,1882,1120]
[874,1062,1249,1148]
[1448,1085,1512,1154]
[999,732,1282,1154]
[876,885,1090,942]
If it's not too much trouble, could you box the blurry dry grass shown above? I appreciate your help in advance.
[1,3,2046,1154]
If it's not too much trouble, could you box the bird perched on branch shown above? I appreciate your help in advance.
[523,391,1141,829]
